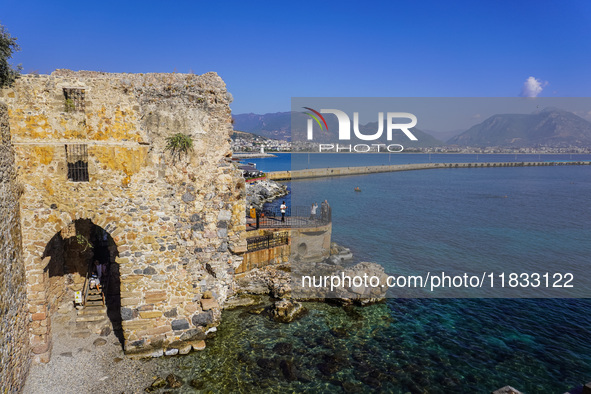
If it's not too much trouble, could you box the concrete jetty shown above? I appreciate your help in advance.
[267,161,591,181]
[233,152,277,159]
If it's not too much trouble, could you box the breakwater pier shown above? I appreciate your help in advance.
[267,161,591,181]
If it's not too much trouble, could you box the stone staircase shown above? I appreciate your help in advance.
[75,288,110,334]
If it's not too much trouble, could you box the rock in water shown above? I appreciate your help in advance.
[165,348,179,356]
[190,380,205,389]
[294,261,389,304]
[145,377,166,392]
[166,373,183,388]
[280,359,298,381]
[273,342,293,355]
[270,299,307,323]
[178,344,192,355]
[332,262,389,305]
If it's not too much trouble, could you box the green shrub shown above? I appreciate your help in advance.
[65,98,75,112]
[165,133,193,159]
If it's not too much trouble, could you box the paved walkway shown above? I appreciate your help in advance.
[23,302,155,394]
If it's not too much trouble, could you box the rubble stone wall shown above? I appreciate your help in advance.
[0,70,247,362]
[0,102,30,391]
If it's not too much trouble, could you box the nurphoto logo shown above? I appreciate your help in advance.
[303,107,418,152]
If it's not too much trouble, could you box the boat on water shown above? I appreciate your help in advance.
[354,187,361,192]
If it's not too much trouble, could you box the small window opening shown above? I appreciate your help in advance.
[63,88,85,112]
[66,144,89,182]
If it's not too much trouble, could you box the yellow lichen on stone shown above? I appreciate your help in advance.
[89,106,139,141]
[32,147,55,165]
[11,112,54,140]
[42,179,54,196]
[121,175,131,187]
[89,146,148,175]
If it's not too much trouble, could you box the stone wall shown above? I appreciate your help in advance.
[238,228,291,274]
[238,224,332,274]
[0,70,247,361]
[0,102,30,391]
[291,224,332,263]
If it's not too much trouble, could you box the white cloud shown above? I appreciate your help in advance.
[520,76,548,97]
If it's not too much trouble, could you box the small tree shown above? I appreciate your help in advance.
[0,23,21,88]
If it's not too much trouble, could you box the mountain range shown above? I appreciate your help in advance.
[232,112,292,141]
[447,107,591,147]
[233,108,591,148]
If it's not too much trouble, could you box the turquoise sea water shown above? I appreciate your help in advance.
[289,158,591,298]
[156,298,591,393]
[160,154,591,393]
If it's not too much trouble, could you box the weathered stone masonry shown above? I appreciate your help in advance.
[0,102,30,392]
[0,70,247,363]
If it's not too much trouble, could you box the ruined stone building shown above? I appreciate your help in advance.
[0,70,247,391]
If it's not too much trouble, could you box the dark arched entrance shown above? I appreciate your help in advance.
[43,219,123,344]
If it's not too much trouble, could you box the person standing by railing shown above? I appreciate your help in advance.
[310,202,318,221]
[280,201,287,223]
[321,200,328,222]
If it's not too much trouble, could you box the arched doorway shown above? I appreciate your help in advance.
[41,219,123,344]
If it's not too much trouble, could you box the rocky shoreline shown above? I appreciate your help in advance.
[126,243,387,392]
[23,181,388,393]
[139,247,389,393]
[228,242,389,322]
[246,179,288,210]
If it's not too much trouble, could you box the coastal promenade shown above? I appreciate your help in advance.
[267,161,591,180]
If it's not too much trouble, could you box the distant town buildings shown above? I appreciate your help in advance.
[238,139,591,154]
[231,133,291,152]
[232,132,591,154]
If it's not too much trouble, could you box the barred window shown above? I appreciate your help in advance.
[63,88,85,112]
[65,144,89,182]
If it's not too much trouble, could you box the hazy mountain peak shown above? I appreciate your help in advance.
[448,109,591,147]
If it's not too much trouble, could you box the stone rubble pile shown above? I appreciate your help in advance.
[246,179,288,210]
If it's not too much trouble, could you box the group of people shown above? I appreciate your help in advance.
[248,200,331,224]
[310,200,331,222]
[277,200,331,223]
[90,259,108,290]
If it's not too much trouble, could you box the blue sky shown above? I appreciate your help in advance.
[1,0,591,114]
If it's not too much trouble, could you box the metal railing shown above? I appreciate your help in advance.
[65,144,89,182]
[247,231,289,252]
[82,259,93,306]
[249,205,332,229]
